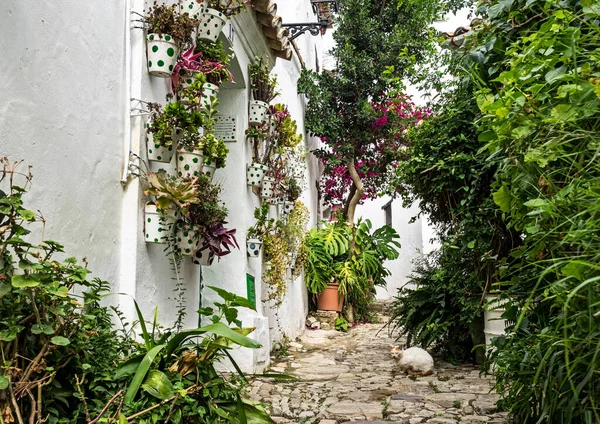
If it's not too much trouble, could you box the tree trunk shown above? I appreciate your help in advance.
[343,183,357,219]
[346,159,364,227]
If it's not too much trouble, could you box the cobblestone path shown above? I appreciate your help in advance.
[248,316,508,424]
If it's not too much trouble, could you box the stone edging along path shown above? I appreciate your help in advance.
[248,314,508,424]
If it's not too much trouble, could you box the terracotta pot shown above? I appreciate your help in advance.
[317,284,344,312]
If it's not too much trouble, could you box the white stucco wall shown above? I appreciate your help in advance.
[355,197,425,299]
[0,0,127,284]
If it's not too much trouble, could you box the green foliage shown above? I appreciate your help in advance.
[249,56,278,103]
[334,317,349,332]
[147,101,204,149]
[145,1,198,46]
[469,0,600,421]
[201,133,229,169]
[145,169,201,212]
[194,39,233,85]
[304,220,400,320]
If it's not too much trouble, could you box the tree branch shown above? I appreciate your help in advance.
[346,159,365,227]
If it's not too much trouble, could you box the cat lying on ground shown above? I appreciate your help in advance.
[389,344,434,376]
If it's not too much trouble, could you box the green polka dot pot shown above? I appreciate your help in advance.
[246,162,267,187]
[146,124,175,163]
[175,222,201,256]
[147,34,179,78]
[197,7,227,42]
[249,100,269,124]
[177,148,204,178]
[201,161,217,180]
[261,176,276,199]
[278,201,294,218]
[246,238,263,258]
[201,83,219,109]
[192,248,214,266]
[178,0,206,18]
[144,203,175,244]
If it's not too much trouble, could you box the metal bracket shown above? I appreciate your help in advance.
[130,98,151,117]
[282,20,329,41]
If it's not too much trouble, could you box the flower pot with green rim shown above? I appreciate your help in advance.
[178,0,206,18]
[146,123,175,163]
[201,161,217,180]
[249,100,269,124]
[177,148,204,178]
[176,222,201,256]
[192,248,214,266]
[147,34,179,78]
[317,283,344,312]
[201,82,219,109]
[246,238,262,258]
[197,7,227,42]
[261,176,276,199]
[246,162,267,186]
[144,203,175,244]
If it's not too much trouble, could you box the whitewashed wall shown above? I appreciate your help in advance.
[356,197,428,299]
[1,0,324,373]
[0,1,126,284]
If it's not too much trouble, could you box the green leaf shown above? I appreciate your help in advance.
[124,344,167,404]
[118,414,128,424]
[0,375,8,390]
[492,185,512,213]
[141,370,174,400]
[0,284,11,297]
[51,336,70,346]
[524,199,547,208]
[478,130,497,141]
[18,209,36,221]
[12,274,41,288]
[115,354,144,380]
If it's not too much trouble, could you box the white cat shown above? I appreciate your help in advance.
[389,344,434,376]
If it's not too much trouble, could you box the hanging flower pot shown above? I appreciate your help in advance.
[261,176,276,199]
[278,201,294,217]
[246,163,267,186]
[201,83,219,109]
[147,34,179,78]
[248,100,269,124]
[192,248,214,266]
[176,222,201,256]
[144,203,175,244]
[201,161,218,180]
[146,123,176,163]
[179,0,206,18]
[177,148,204,178]
[246,238,263,258]
[197,7,227,43]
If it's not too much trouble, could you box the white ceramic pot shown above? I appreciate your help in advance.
[201,161,217,180]
[201,83,219,109]
[197,7,227,42]
[249,100,269,124]
[246,163,267,186]
[246,238,263,258]
[177,148,204,178]
[484,294,509,350]
[261,176,276,199]
[193,248,214,266]
[176,222,201,256]
[279,201,294,217]
[147,34,179,78]
[179,0,206,18]
[146,123,176,163]
[144,204,175,244]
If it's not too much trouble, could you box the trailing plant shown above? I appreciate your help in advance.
[145,1,198,46]
[249,56,279,103]
[197,222,239,264]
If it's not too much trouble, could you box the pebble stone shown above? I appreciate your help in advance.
[248,305,508,424]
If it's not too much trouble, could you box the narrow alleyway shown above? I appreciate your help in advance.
[249,307,508,424]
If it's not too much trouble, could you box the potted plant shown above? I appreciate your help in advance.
[176,174,227,255]
[197,0,250,42]
[145,2,198,77]
[178,0,207,19]
[143,171,200,244]
[248,56,279,124]
[194,222,239,265]
[201,133,229,179]
[246,203,273,258]
[194,39,234,87]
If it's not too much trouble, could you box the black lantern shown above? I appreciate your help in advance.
[282,0,339,41]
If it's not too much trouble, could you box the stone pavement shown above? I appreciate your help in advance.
[248,316,508,424]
